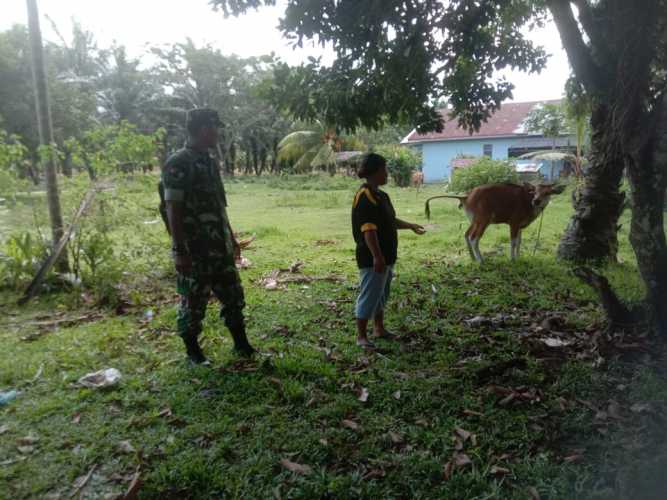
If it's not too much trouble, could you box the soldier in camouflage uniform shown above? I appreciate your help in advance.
[161,108,255,364]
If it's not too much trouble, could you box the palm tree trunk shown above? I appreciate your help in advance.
[26,0,68,272]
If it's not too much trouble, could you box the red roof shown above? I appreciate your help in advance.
[403,100,561,144]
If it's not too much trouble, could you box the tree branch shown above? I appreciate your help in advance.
[548,0,602,91]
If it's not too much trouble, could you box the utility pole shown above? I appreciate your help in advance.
[26,0,68,271]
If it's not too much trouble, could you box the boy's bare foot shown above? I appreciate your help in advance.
[356,338,377,350]
[372,329,397,340]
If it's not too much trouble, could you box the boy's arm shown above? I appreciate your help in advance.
[395,218,426,234]
[363,229,386,273]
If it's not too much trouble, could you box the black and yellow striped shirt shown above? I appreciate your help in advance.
[351,184,398,268]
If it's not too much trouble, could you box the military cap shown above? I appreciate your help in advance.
[185,108,222,131]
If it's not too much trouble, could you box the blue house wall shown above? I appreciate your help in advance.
[414,135,575,183]
[420,138,517,183]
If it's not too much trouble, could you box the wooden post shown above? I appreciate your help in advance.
[26,0,68,271]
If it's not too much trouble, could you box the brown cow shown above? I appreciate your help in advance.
[425,183,565,262]
[411,171,424,189]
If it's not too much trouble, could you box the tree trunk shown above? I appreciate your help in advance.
[81,151,96,181]
[626,98,667,335]
[26,0,68,272]
[251,139,259,176]
[244,145,252,175]
[271,138,279,173]
[259,147,267,176]
[215,140,225,172]
[558,103,626,262]
[228,142,236,176]
[62,147,73,178]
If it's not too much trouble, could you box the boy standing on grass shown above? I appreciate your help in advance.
[352,153,426,349]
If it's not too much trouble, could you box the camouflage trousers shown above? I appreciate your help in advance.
[176,270,246,339]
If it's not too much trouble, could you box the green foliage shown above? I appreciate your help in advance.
[79,122,163,176]
[449,157,519,193]
[0,129,29,196]
[218,0,548,133]
[0,232,48,289]
[374,144,422,187]
[523,102,570,143]
[277,125,338,174]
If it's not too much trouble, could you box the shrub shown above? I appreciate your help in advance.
[0,232,49,289]
[448,157,519,193]
[374,145,422,187]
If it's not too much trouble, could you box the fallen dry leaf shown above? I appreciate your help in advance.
[235,256,252,269]
[415,418,429,427]
[358,387,369,403]
[117,440,136,454]
[17,435,39,446]
[393,390,401,400]
[499,393,516,406]
[388,431,404,444]
[607,401,623,420]
[341,419,360,431]
[264,278,279,290]
[630,403,651,413]
[527,486,541,500]
[454,427,472,442]
[70,464,97,498]
[542,338,570,348]
[489,465,511,476]
[0,457,27,466]
[443,461,454,481]
[454,453,472,468]
[17,445,34,454]
[463,409,485,418]
[72,413,81,424]
[362,468,386,480]
[319,438,328,446]
[121,468,142,500]
[279,458,312,475]
[158,407,172,418]
[0,425,8,435]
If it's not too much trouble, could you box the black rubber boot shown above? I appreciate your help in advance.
[228,325,256,357]
[182,336,208,365]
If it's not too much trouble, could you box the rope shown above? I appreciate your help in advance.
[532,210,546,257]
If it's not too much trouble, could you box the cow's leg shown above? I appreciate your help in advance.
[471,219,490,263]
[464,224,476,261]
[510,225,521,260]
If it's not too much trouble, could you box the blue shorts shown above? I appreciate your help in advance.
[355,266,393,320]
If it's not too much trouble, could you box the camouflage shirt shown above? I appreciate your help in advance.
[161,146,234,266]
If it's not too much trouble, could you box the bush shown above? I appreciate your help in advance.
[448,157,519,193]
[0,232,49,289]
[374,145,422,187]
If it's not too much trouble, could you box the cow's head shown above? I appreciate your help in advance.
[531,183,566,209]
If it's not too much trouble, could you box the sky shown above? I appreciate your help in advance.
[2,0,571,103]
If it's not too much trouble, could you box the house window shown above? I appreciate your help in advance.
[483,144,493,157]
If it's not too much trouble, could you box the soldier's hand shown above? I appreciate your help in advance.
[174,254,193,275]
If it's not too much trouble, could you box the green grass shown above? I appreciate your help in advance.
[1,173,666,499]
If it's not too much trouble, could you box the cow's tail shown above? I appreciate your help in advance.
[424,195,467,220]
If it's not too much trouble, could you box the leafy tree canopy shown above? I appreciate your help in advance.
[210,0,549,133]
